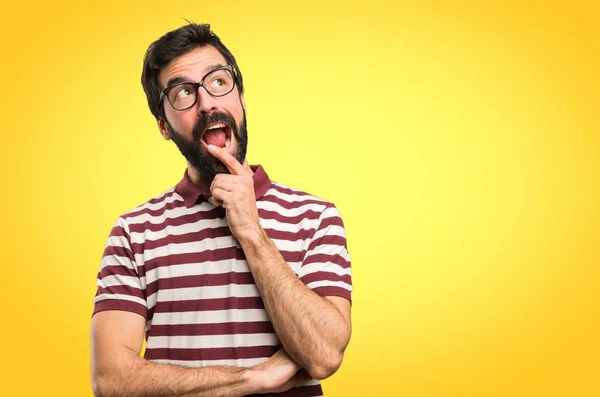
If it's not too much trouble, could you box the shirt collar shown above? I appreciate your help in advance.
[175,165,272,208]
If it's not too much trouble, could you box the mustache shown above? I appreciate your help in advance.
[192,111,238,142]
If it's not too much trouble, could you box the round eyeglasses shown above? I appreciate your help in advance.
[160,65,236,111]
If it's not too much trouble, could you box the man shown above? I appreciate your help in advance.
[90,23,352,397]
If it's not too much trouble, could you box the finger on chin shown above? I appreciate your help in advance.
[208,144,243,175]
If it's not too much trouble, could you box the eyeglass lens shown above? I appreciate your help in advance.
[167,68,235,110]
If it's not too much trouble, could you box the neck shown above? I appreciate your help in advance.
[186,164,213,197]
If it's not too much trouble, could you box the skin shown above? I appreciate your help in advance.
[91,310,309,396]
[208,145,352,379]
[157,46,245,193]
[90,45,351,396]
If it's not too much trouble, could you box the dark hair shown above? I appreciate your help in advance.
[141,22,244,119]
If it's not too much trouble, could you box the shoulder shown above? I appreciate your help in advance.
[261,181,345,225]
[263,181,335,209]
[115,185,184,227]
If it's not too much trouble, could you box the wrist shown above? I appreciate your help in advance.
[236,224,267,248]
[241,367,267,394]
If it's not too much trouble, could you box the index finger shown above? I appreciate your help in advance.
[207,144,246,175]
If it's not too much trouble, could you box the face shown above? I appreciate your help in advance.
[158,46,247,181]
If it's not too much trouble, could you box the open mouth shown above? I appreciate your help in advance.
[201,123,232,150]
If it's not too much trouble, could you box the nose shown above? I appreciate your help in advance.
[196,85,217,115]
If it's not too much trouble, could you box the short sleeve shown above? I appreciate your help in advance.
[299,204,352,302]
[93,217,148,319]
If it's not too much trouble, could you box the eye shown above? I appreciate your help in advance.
[210,78,225,88]
[207,71,233,94]
[174,86,193,99]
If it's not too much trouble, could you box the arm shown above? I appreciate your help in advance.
[207,146,352,380]
[90,310,304,397]
[239,230,351,380]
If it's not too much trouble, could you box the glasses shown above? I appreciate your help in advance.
[160,65,236,111]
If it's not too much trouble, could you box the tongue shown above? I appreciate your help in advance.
[203,128,227,148]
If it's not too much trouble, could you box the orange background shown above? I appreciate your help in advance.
[0,1,598,396]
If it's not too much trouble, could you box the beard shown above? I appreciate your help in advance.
[167,109,248,182]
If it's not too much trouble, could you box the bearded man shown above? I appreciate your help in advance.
[90,22,352,397]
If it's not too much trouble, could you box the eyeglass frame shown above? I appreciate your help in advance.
[159,64,237,111]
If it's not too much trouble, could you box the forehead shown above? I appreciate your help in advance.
[159,45,228,88]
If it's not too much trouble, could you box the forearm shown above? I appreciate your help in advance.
[92,352,258,397]
[240,229,350,379]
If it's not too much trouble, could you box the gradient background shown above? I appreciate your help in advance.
[1,0,598,396]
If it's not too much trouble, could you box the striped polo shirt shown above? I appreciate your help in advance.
[93,165,352,397]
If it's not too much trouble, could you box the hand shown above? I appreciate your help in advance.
[266,369,312,394]
[249,348,310,394]
[207,144,261,242]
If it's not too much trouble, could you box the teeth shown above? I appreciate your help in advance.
[207,123,226,130]
[225,137,231,149]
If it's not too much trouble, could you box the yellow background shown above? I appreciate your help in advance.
[1,0,598,396]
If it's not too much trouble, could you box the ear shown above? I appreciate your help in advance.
[239,93,246,113]
[157,118,171,140]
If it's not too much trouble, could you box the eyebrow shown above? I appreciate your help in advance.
[164,76,190,90]
[164,63,227,90]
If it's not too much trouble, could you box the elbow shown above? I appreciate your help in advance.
[306,350,344,380]
[91,376,103,397]
[91,373,115,397]
[306,328,351,380]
